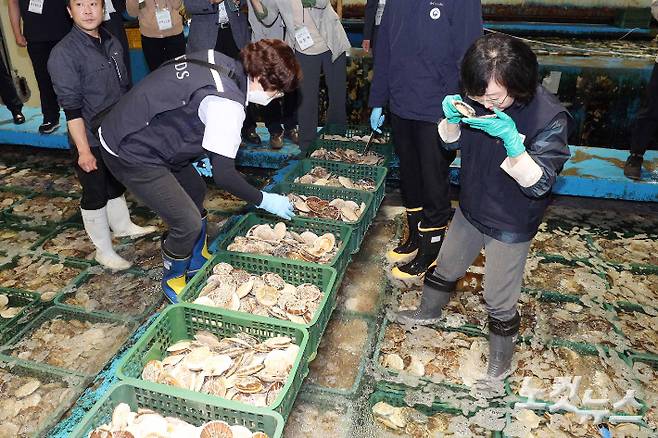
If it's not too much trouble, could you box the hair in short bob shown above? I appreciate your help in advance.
[240,39,302,93]
[460,33,539,105]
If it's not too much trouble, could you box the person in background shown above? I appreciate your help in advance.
[97,40,301,302]
[126,0,185,71]
[369,0,482,285]
[48,0,156,270]
[102,0,132,81]
[8,0,71,134]
[249,0,350,151]
[398,34,571,381]
[0,59,25,125]
[362,0,384,55]
[624,0,658,180]
[186,0,262,145]
[247,1,298,148]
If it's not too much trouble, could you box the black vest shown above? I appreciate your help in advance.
[458,86,568,236]
[100,50,247,168]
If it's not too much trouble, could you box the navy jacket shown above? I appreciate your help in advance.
[48,26,129,148]
[368,0,482,123]
[100,50,246,168]
[445,86,572,242]
[186,0,250,53]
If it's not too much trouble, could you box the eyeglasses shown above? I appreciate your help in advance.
[467,93,509,106]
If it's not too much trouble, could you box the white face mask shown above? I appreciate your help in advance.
[247,90,276,106]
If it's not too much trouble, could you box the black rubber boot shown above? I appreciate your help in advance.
[487,312,521,378]
[396,266,457,325]
[386,208,422,265]
[624,153,643,180]
[391,225,447,281]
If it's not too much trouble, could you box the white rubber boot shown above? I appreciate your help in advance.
[81,207,132,271]
[106,195,157,239]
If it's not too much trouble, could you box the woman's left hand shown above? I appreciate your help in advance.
[462,108,526,158]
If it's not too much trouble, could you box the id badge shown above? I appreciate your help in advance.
[28,0,44,14]
[218,2,229,23]
[155,8,173,31]
[294,26,314,51]
[375,0,386,25]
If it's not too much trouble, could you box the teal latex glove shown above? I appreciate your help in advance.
[442,94,463,124]
[258,192,295,220]
[370,107,385,133]
[462,107,526,158]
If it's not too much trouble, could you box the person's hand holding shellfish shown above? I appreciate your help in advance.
[441,94,464,124]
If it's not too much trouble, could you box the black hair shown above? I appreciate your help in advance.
[66,0,105,7]
[460,33,539,105]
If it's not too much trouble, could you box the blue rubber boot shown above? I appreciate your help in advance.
[161,247,191,304]
[187,213,212,280]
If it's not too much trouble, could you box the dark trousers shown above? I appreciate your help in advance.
[103,13,132,83]
[262,90,298,135]
[214,25,257,134]
[101,148,205,257]
[391,113,455,227]
[0,59,22,114]
[71,146,125,210]
[141,33,186,72]
[631,62,658,156]
[296,50,347,149]
[26,40,60,122]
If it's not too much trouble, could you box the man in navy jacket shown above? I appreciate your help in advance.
[369,0,482,284]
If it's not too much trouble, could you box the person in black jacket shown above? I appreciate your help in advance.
[362,0,383,55]
[102,0,132,81]
[98,40,301,303]
[369,0,482,284]
[8,0,71,134]
[397,34,571,381]
[48,0,155,271]
[0,59,25,124]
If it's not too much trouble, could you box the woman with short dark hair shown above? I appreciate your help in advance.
[397,33,572,381]
[98,39,303,303]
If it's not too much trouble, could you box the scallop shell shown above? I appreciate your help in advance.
[14,379,40,398]
[255,284,279,307]
[382,354,405,371]
[251,432,269,438]
[194,296,216,306]
[263,336,292,349]
[111,402,131,429]
[297,284,322,302]
[340,206,359,222]
[236,278,255,298]
[309,233,335,256]
[194,331,222,348]
[202,376,228,397]
[200,420,234,438]
[167,340,193,353]
[262,273,285,290]
[273,222,287,241]
[285,301,307,316]
[337,176,354,189]
[453,100,476,118]
[230,425,254,438]
[141,360,164,382]
[235,376,264,394]
[251,224,277,241]
[213,263,234,276]
[0,294,8,308]
[0,306,22,319]
[299,231,318,245]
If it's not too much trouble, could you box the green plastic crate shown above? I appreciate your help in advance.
[307,140,394,167]
[372,316,486,395]
[3,305,136,377]
[283,159,388,211]
[0,254,90,303]
[0,355,86,438]
[0,288,43,346]
[317,123,392,145]
[69,382,285,438]
[54,268,163,323]
[30,223,97,265]
[116,303,310,420]
[270,181,376,254]
[180,251,337,362]
[218,212,353,275]
[367,391,503,437]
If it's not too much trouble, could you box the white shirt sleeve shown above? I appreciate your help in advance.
[198,95,245,159]
[499,151,544,188]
